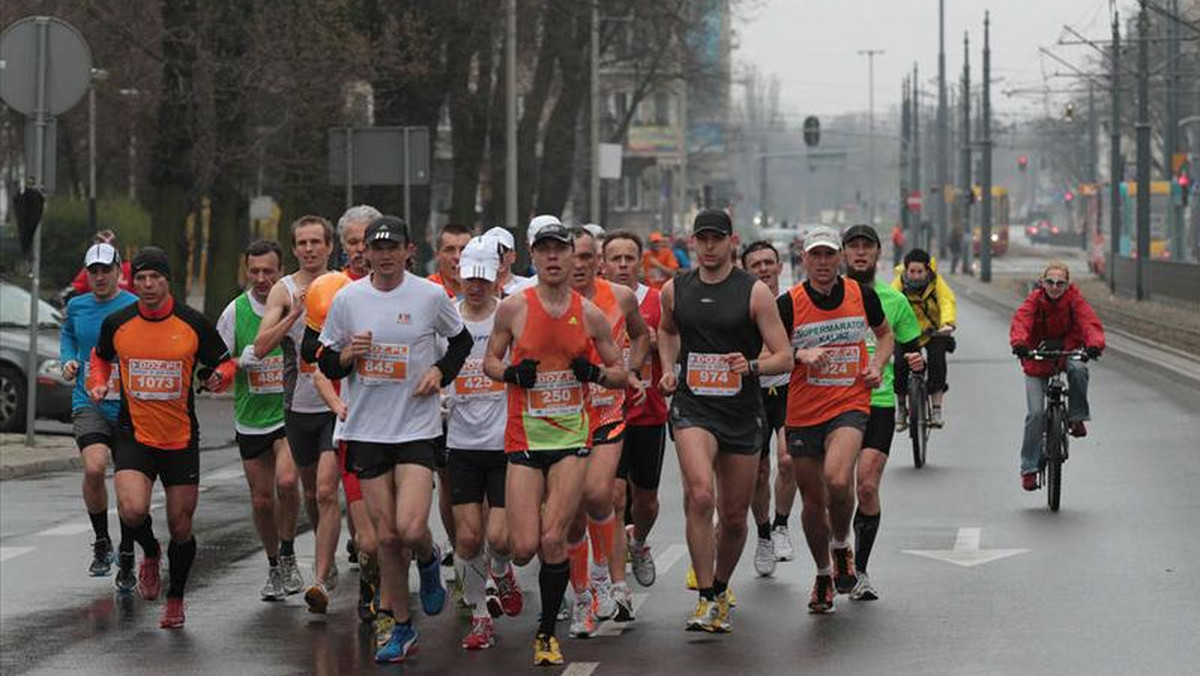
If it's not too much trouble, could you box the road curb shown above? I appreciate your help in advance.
[0,454,82,481]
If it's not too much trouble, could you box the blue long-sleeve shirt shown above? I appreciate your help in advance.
[60,290,138,417]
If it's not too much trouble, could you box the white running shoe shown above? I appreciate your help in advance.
[278,554,304,595]
[771,524,794,562]
[849,572,879,601]
[569,589,598,638]
[631,542,656,587]
[591,570,616,620]
[753,537,776,577]
[261,566,285,601]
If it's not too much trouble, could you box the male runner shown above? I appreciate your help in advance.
[565,227,650,635]
[483,226,531,294]
[658,209,793,633]
[447,237,524,650]
[216,239,301,601]
[483,221,628,666]
[740,241,794,576]
[89,247,233,628]
[601,231,667,588]
[60,243,137,578]
[780,226,893,614]
[428,223,473,297]
[254,215,337,608]
[841,224,924,601]
[318,216,473,663]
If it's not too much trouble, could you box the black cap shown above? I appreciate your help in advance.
[131,246,171,279]
[842,224,881,247]
[693,208,733,236]
[365,216,408,244]
[531,222,574,247]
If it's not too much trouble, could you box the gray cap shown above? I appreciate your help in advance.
[802,225,842,252]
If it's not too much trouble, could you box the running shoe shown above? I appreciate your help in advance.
[114,552,137,593]
[684,566,698,590]
[591,570,616,620]
[138,555,162,601]
[753,537,776,577]
[492,568,524,617]
[160,597,186,628]
[625,524,635,564]
[849,571,878,601]
[831,546,858,594]
[1021,472,1040,491]
[612,583,635,623]
[374,612,396,649]
[441,542,455,567]
[1069,420,1087,438]
[346,539,359,569]
[685,597,722,633]
[304,582,329,614]
[533,633,564,666]
[462,616,495,650]
[808,574,835,614]
[895,405,909,431]
[569,589,599,638]
[714,589,734,633]
[376,622,419,663]
[89,538,115,577]
[418,546,447,616]
[631,541,656,587]
[261,566,285,601]
[358,575,377,622]
[929,406,944,428]
[726,587,737,607]
[278,554,304,595]
[771,524,794,562]
[323,562,339,592]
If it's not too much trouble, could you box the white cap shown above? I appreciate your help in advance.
[802,225,842,252]
[527,215,563,247]
[483,226,516,252]
[582,223,605,240]
[459,236,500,282]
[84,243,120,267]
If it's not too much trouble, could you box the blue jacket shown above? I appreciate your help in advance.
[60,291,138,416]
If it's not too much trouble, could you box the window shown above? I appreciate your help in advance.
[655,92,671,126]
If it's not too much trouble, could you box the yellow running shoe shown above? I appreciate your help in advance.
[685,597,721,633]
[685,566,698,590]
[533,633,564,666]
[715,590,733,633]
[726,587,737,608]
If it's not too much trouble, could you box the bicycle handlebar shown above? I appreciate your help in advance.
[1025,348,1089,362]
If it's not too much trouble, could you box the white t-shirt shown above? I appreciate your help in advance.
[446,300,507,451]
[282,275,328,413]
[319,275,465,444]
[506,274,536,295]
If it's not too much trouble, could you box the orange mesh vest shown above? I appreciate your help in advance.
[786,278,871,427]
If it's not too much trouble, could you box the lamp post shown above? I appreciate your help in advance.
[88,68,109,231]
[859,49,884,225]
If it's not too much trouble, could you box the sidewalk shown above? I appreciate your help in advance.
[0,434,81,481]
[952,271,1200,387]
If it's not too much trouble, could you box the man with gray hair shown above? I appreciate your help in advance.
[337,205,382,277]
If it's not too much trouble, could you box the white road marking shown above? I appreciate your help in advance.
[0,546,35,562]
[562,662,600,676]
[36,522,94,537]
[653,543,688,577]
[903,526,1028,567]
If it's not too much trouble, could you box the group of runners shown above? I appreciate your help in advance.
[58,205,954,666]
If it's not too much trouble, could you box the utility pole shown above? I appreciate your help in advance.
[937,0,949,258]
[1087,80,1098,252]
[506,0,518,234]
[1166,0,1183,260]
[859,49,884,225]
[1136,0,1150,300]
[961,31,974,276]
[981,12,993,283]
[590,0,601,224]
[1109,12,1122,294]
[901,75,911,248]
[911,63,922,248]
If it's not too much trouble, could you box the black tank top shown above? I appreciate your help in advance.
[672,267,762,407]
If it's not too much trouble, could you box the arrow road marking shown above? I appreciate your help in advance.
[0,546,35,563]
[903,527,1028,568]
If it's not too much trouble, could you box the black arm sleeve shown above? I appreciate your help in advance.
[318,344,355,380]
[301,326,323,365]
[897,337,923,354]
[776,293,794,334]
[434,327,474,387]
[860,285,886,328]
[180,305,231,368]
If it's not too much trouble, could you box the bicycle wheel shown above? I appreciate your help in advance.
[910,379,927,468]
[1045,404,1065,511]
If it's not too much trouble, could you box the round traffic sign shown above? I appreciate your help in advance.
[0,16,93,116]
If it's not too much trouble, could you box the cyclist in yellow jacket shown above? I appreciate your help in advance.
[891,249,957,428]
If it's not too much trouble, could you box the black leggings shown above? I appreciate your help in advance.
[895,336,951,396]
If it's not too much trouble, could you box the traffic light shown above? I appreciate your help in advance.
[1178,166,1190,207]
[1017,155,1029,172]
[1063,190,1075,204]
[803,116,820,147]
[1064,103,1076,121]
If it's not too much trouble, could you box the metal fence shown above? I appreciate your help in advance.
[1112,256,1200,306]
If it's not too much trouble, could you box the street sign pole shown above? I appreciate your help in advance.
[24,20,51,445]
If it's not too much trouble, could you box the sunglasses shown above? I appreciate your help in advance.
[1042,279,1068,288]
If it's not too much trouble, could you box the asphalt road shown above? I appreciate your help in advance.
[2,289,1198,675]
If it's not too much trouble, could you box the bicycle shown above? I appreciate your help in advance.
[903,330,952,469]
[1024,347,1089,512]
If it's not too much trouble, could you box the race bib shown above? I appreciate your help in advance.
[299,358,317,374]
[454,358,504,399]
[808,345,862,386]
[686,352,740,397]
[357,343,409,386]
[247,355,285,394]
[127,359,184,400]
[527,370,583,417]
[589,381,619,409]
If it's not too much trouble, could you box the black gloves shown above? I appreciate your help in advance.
[503,358,539,388]
[1012,345,1030,359]
[570,357,604,385]
[1084,346,1102,361]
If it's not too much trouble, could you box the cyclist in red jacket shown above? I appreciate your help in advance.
[1009,261,1105,491]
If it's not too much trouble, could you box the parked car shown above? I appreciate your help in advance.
[0,279,73,433]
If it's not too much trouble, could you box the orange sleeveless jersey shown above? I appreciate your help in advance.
[505,288,593,452]
[785,278,871,427]
[585,279,627,432]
